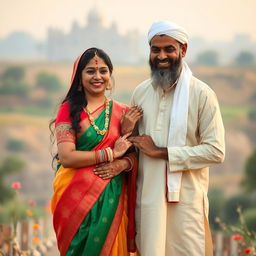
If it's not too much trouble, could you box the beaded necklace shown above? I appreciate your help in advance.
[84,98,110,135]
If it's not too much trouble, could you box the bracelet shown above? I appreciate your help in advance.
[123,156,134,172]
[95,147,114,164]
[106,147,114,162]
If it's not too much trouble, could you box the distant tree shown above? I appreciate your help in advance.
[243,208,256,232]
[36,72,62,92]
[6,139,25,152]
[0,155,25,204]
[195,50,219,66]
[1,66,25,82]
[0,80,30,98]
[208,189,225,230]
[242,149,256,192]
[234,51,255,66]
[223,194,252,225]
[248,109,256,122]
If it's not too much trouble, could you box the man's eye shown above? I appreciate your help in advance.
[165,47,174,52]
[151,48,159,53]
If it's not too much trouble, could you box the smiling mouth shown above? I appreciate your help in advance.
[92,82,103,87]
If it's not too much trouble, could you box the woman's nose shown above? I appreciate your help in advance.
[94,70,101,79]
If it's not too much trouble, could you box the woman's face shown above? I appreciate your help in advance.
[81,56,111,97]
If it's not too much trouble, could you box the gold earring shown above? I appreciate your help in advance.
[106,84,112,90]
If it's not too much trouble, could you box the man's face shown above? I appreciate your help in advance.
[149,35,187,71]
[149,35,187,89]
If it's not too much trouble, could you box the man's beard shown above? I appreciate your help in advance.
[150,55,182,90]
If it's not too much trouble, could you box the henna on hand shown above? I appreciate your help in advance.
[121,106,143,135]
[93,159,127,180]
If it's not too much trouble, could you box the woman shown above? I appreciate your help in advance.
[51,48,142,255]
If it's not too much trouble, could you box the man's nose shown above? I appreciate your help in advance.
[158,50,167,60]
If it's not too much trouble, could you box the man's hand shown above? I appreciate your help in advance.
[121,106,143,135]
[129,135,168,160]
[94,158,129,180]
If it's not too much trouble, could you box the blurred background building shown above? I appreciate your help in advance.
[0,7,256,65]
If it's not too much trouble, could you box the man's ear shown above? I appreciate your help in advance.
[181,43,188,57]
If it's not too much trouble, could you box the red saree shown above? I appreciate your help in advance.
[52,101,137,255]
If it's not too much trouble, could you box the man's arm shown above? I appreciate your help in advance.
[167,89,225,172]
[129,89,225,172]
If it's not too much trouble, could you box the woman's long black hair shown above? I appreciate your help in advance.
[49,47,113,168]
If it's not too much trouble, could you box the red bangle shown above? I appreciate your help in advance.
[123,156,133,172]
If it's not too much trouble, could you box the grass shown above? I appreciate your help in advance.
[0,105,252,124]
[221,106,252,121]
[0,105,56,118]
[0,113,50,126]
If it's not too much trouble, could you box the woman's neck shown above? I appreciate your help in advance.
[86,94,106,112]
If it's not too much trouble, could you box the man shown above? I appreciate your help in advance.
[128,21,225,256]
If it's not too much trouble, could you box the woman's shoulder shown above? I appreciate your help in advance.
[55,101,71,126]
[111,99,129,111]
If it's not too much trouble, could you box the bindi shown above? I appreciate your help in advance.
[94,51,99,69]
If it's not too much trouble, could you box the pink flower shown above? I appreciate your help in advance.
[28,200,36,206]
[232,234,243,241]
[244,248,251,254]
[11,181,21,189]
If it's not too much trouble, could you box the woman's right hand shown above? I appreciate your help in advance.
[113,134,132,158]
[121,106,143,135]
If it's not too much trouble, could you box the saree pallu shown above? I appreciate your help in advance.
[51,101,137,256]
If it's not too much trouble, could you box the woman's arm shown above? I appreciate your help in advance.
[57,134,132,169]
[93,157,132,179]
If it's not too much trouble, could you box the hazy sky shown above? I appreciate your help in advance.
[1,0,255,41]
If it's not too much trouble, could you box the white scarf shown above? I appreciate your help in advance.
[167,61,192,202]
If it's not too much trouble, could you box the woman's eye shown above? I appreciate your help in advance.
[86,70,94,75]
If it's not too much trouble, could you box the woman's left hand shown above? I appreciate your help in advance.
[93,159,128,180]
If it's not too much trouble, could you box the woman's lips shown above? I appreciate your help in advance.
[92,82,103,87]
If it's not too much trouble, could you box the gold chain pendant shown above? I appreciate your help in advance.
[84,98,110,135]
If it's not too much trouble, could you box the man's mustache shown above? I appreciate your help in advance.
[153,58,174,66]
[156,58,170,64]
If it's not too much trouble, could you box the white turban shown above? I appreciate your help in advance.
[148,20,188,44]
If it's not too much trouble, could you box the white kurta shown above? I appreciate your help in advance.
[131,76,225,256]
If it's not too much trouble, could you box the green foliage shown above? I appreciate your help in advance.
[0,80,30,98]
[37,97,55,108]
[0,155,25,174]
[223,194,253,225]
[0,155,25,204]
[195,50,219,66]
[244,208,256,232]
[0,199,27,224]
[235,51,255,66]
[1,66,25,82]
[208,188,225,230]
[242,149,256,192]
[248,109,256,122]
[6,139,25,152]
[36,72,62,92]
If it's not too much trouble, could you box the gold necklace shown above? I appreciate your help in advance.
[84,98,110,135]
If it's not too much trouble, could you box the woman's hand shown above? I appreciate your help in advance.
[94,158,130,180]
[113,134,132,158]
[121,106,143,135]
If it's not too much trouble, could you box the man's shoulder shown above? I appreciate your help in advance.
[190,76,216,96]
[133,79,152,95]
